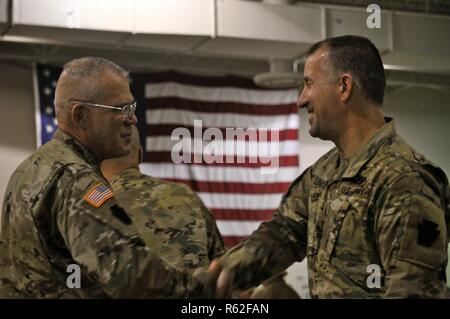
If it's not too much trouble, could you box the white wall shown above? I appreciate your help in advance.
[384,87,450,176]
[0,63,36,215]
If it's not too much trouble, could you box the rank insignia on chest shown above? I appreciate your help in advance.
[83,183,114,208]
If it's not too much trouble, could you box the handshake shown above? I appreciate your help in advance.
[193,259,234,298]
[193,259,300,299]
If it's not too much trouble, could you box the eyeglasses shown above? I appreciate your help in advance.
[69,99,137,122]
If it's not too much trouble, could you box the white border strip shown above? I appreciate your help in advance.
[216,220,262,237]
[145,82,298,105]
[139,163,300,183]
[198,192,283,210]
[146,136,299,156]
[146,109,299,130]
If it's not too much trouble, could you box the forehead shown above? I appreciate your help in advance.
[102,71,129,89]
[101,72,132,102]
[304,46,331,76]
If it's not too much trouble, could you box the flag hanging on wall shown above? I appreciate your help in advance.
[34,63,62,147]
[34,64,300,248]
[135,71,300,247]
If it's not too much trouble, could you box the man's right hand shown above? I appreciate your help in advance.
[211,259,235,298]
[193,259,225,297]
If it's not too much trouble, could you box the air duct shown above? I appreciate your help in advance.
[253,58,303,89]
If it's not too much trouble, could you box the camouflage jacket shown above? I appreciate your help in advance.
[109,167,225,271]
[221,118,450,298]
[0,129,209,298]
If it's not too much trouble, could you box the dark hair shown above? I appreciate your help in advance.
[307,35,386,105]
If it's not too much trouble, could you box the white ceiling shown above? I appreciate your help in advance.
[0,0,449,89]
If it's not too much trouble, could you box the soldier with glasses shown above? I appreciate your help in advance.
[0,56,214,298]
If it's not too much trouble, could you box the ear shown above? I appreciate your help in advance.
[71,104,87,129]
[338,73,353,102]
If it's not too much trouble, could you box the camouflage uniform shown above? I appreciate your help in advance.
[220,118,450,298]
[108,167,225,272]
[0,129,210,298]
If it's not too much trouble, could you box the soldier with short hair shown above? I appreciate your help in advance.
[0,57,213,298]
[101,125,225,272]
[212,35,450,298]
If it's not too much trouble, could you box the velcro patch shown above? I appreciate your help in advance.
[83,183,114,208]
[110,204,132,225]
[418,218,440,247]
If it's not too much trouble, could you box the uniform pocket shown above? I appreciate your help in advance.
[323,197,376,287]
[321,199,350,261]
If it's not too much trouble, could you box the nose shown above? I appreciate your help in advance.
[297,87,307,109]
[130,112,138,125]
[124,112,138,125]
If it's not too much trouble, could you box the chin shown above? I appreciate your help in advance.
[117,148,131,157]
[106,147,129,159]
[309,127,319,138]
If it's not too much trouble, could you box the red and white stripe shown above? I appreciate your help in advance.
[141,72,300,247]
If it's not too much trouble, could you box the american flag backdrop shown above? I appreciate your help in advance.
[34,64,300,248]
[33,63,62,146]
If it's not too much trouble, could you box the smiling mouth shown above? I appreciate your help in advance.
[121,134,132,141]
[308,112,315,124]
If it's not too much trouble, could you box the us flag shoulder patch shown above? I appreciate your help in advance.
[83,183,114,208]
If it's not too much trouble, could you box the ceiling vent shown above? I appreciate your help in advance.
[253,58,303,88]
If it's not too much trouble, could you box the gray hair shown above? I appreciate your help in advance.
[54,57,129,127]
[63,56,129,81]
[63,56,129,104]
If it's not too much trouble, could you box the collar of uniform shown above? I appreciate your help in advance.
[110,167,141,185]
[53,129,100,167]
[341,117,396,179]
